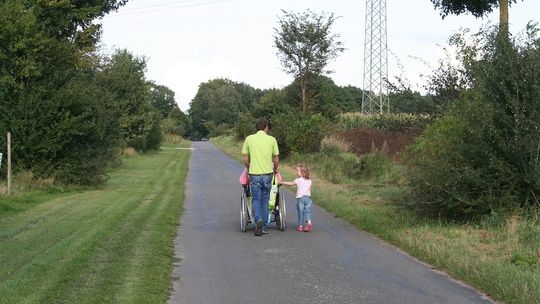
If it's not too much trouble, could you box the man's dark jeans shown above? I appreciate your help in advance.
[249,174,273,228]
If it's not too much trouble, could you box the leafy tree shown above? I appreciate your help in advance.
[430,0,523,36]
[149,83,176,118]
[233,82,264,112]
[163,106,188,136]
[342,85,365,112]
[387,76,440,114]
[234,112,255,140]
[271,112,334,157]
[274,10,345,113]
[0,0,127,184]
[407,25,540,218]
[188,78,242,138]
[252,89,295,120]
[100,49,161,151]
[310,76,356,118]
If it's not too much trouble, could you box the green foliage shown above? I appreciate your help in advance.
[356,151,402,183]
[511,251,538,267]
[188,78,247,138]
[290,150,399,184]
[338,112,433,132]
[163,107,188,136]
[149,83,176,118]
[425,36,473,107]
[430,0,519,18]
[341,85,364,111]
[234,113,255,141]
[252,89,295,119]
[274,9,345,112]
[0,0,174,185]
[100,49,161,152]
[48,73,123,184]
[315,152,360,183]
[234,81,264,111]
[271,112,334,157]
[407,25,540,218]
[389,89,439,114]
[310,76,357,117]
[203,121,230,138]
[0,51,122,184]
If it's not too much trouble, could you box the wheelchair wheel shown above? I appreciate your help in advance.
[276,192,286,231]
[240,194,248,232]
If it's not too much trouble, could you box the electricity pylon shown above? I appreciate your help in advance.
[362,0,389,113]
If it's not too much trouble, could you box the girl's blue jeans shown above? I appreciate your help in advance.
[296,195,312,226]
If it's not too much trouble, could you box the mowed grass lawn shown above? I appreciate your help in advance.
[0,142,190,303]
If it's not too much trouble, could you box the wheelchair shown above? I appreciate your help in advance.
[240,183,286,232]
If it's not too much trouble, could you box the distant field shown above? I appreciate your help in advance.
[0,142,190,303]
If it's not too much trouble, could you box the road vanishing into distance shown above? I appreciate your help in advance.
[168,142,492,304]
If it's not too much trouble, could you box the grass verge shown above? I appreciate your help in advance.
[211,135,539,304]
[0,141,190,303]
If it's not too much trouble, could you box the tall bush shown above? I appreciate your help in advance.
[0,0,127,184]
[99,49,161,152]
[234,113,255,141]
[407,25,540,218]
[271,112,334,157]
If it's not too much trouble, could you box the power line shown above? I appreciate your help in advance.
[107,0,234,18]
[116,0,203,13]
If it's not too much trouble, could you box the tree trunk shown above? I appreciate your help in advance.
[499,0,509,37]
[300,78,307,113]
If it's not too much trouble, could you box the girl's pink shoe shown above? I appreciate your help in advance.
[303,222,312,232]
[296,225,304,232]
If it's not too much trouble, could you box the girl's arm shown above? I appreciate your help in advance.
[280,181,296,186]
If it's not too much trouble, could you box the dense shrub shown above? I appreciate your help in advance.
[317,152,360,183]
[0,71,122,185]
[162,107,189,136]
[290,150,400,184]
[271,112,334,157]
[407,26,540,219]
[234,113,255,141]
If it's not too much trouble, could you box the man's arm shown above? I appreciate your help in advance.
[243,154,250,170]
[272,155,279,173]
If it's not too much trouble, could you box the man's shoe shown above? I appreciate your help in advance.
[303,222,313,232]
[262,227,268,234]
[254,219,264,236]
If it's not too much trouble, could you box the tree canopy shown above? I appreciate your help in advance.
[430,0,523,36]
[274,10,345,113]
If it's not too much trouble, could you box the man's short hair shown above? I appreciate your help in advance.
[255,118,268,131]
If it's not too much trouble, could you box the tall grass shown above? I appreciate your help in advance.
[320,135,352,153]
[338,112,433,132]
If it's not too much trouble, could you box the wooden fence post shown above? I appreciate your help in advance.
[7,132,11,195]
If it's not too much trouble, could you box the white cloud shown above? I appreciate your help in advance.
[159,56,240,112]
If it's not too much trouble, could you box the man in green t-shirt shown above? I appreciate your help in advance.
[241,118,279,236]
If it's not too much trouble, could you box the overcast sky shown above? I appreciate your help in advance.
[101,0,540,112]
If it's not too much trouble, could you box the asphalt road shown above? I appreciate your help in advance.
[168,141,492,304]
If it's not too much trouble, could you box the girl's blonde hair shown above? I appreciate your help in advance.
[296,163,310,179]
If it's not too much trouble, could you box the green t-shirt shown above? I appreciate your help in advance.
[241,130,279,174]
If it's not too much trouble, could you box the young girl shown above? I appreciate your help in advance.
[281,164,313,232]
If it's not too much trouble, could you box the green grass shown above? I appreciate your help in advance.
[212,135,540,304]
[0,142,190,304]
